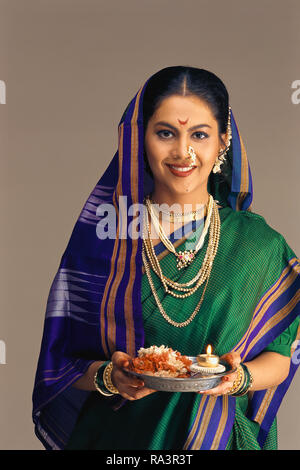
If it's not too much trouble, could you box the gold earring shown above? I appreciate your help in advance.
[212,148,227,174]
[212,106,232,174]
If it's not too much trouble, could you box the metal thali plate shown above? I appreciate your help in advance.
[125,358,236,392]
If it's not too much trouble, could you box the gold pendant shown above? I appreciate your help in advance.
[176,250,195,270]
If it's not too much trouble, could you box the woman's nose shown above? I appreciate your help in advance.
[173,136,189,160]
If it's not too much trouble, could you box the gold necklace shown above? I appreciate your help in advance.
[142,245,211,328]
[150,197,207,223]
[145,195,214,270]
[141,201,221,327]
[142,201,220,298]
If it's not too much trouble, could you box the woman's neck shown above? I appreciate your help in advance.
[150,187,210,212]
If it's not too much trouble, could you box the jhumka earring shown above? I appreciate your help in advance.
[212,106,232,174]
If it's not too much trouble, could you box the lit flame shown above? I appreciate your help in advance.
[206,345,212,355]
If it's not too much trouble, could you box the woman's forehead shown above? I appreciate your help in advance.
[150,95,217,125]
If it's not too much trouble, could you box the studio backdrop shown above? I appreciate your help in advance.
[0,0,299,450]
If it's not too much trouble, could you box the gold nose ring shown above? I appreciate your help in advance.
[187,145,197,165]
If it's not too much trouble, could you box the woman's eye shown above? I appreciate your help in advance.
[157,130,173,139]
[193,131,208,139]
[156,130,208,140]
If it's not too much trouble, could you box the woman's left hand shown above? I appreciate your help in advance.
[197,352,241,397]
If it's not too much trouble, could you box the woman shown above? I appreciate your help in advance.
[32,66,300,450]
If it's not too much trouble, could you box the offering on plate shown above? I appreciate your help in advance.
[127,345,234,392]
[129,345,193,378]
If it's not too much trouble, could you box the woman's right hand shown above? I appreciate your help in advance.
[111,351,157,401]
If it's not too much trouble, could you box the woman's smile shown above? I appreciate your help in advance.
[166,163,197,177]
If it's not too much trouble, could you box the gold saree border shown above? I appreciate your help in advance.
[100,86,143,357]
[234,257,299,357]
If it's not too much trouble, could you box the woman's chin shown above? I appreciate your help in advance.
[155,182,206,198]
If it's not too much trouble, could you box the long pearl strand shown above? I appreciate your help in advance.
[145,195,214,270]
[142,198,221,298]
[142,245,211,328]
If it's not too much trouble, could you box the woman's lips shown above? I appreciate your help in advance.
[166,164,197,177]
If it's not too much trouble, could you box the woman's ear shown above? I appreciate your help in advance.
[219,133,227,151]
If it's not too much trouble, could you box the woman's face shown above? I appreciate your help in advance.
[144,94,226,198]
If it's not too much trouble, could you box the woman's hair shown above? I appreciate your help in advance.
[142,65,230,179]
[142,65,229,135]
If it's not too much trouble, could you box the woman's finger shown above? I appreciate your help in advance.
[111,351,132,368]
[115,368,144,388]
[198,376,235,396]
[111,366,144,391]
[110,351,157,401]
[110,351,142,390]
[119,384,156,401]
[220,352,241,369]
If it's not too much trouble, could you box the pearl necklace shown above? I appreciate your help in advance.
[141,200,221,327]
[142,199,220,298]
[142,245,211,328]
[145,194,214,270]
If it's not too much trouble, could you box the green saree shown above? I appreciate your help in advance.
[66,206,300,450]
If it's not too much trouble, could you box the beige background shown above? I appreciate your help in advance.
[0,0,299,450]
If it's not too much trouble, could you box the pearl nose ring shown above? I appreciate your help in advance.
[187,146,197,165]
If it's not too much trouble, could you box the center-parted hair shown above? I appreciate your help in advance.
[142,65,229,135]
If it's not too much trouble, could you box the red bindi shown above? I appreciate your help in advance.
[178,118,189,125]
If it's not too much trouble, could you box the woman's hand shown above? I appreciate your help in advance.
[111,351,157,401]
[197,352,241,397]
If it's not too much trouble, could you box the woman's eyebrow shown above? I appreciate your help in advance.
[154,121,212,131]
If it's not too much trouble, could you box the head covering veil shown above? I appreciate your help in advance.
[32,70,298,450]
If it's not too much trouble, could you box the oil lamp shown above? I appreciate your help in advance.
[197,345,220,367]
[190,345,225,374]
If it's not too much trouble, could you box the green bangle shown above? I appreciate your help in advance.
[235,365,249,395]
[94,360,113,396]
[242,364,253,393]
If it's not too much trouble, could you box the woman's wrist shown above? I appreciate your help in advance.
[227,364,244,395]
[72,360,106,391]
[93,360,120,396]
[103,361,120,394]
[227,363,253,396]
[94,360,113,396]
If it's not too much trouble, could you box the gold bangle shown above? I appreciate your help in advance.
[248,367,254,390]
[103,361,119,395]
[93,368,114,397]
[237,366,254,396]
[227,364,244,395]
